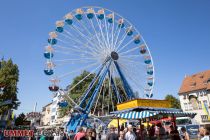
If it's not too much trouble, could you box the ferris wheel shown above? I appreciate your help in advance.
[43,6,154,131]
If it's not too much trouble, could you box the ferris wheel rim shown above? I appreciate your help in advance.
[44,6,155,102]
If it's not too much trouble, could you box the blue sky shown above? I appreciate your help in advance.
[0,0,210,114]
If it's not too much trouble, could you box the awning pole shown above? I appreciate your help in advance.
[117,117,120,135]
[172,114,176,128]
[139,119,142,139]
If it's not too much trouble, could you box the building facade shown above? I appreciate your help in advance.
[50,92,64,126]
[40,103,52,126]
[179,70,210,125]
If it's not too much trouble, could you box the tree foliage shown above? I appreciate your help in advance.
[165,94,181,109]
[0,59,20,114]
[15,113,26,126]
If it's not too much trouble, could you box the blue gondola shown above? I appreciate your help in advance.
[56,27,64,33]
[87,13,94,19]
[65,19,73,25]
[48,38,57,45]
[58,101,68,107]
[108,18,113,23]
[134,38,140,44]
[75,14,82,20]
[118,23,125,28]
[148,82,153,86]
[144,59,151,64]
[44,69,54,75]
[147,70,153,75]
[127,30,133,36]
[44,52,54,59]
[146,93,153,98]
[97,14,104,20]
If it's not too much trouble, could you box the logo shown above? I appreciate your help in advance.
[4,130,34,137]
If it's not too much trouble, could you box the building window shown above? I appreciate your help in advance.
[198,101,202,109]
[52,108,56,112]
[201,115,210,122]
[51,116,55,120]
[184,103,188,111]
[188,103,193,110]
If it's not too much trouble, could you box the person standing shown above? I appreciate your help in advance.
[200,124,210,140]
[74,128,85,140]
[119,131,125,140]
[106,126,118,140]
[157,123,166,140]
[181,127,189,140]
[125,125,136,140]
[169,125,180,140]
[80,129,96,140]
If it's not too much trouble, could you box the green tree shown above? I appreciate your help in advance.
[15,113,26,126]
[165,94,181,109]
[0,59,20,114]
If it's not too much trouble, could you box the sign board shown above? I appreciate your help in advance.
[117,99,171,111]
[178,125,199,139]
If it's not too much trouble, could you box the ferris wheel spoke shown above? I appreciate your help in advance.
[113,25,122,51]
[120,54,141,58]
[93,12,110,49]
[114,31,128,51]
[117,38,134,53]
[57,36,99,58]
[56,35,92,52]
[82,13,105,50]
[55,59,96,67]
[89,20,106,50]
[118,60,147,80]
[119,58,145,66]
[58,31,89,51]
[54,58,98,62]
[58,62,99,79]
[103,13,111,50]
[111,15,115,49]
[66,25,102,54]
[54,45,90,55]
[74,15,98,39]
[119,46,140,56]
[54,46,96,58]
[118,62,146,93]
[62,29,100,55]
[67,64,102,94]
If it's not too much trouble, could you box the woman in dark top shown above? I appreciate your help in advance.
[80,128,96,140]
[170,125,181,140]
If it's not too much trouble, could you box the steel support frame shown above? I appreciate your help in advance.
[113,61,134,99]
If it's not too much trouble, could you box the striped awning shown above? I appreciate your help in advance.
[114,111,196,119]
[115,111,157,119]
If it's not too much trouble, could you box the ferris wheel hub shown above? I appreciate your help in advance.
[111,51,119,60]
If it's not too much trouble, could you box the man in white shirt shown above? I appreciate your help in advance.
[125,125,136,140]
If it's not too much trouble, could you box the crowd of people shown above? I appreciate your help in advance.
[1,123,210,140]
[72,123,210,140]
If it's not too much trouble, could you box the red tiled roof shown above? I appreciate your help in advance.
[179,70,210,94]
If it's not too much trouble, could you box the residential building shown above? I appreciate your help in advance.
[178,70,210,124]
[40,102,52,126]
[50,92,65,126]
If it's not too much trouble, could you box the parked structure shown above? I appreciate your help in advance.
[179,70,210,125]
